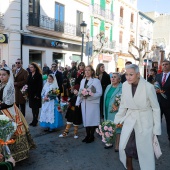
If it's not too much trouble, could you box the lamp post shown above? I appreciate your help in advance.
[80,21,87,62]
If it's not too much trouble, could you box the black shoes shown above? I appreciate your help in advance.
[82,136,89,142]
[104,145,113,149]
[82,136,94,143]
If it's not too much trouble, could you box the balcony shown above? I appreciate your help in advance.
[28,13,81,37]
[0,13,4,28]
[91,4,114,21]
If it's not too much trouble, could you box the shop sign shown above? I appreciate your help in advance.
[0,34,8,43]
[98,54,112,61]
[51,41,68,49]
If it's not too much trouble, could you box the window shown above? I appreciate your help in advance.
[120,7,123,18]
[55,3,64,32]
[28,0,40,26]
[119,31,123,43]
[131,13,134,23]
[76,11,83,36]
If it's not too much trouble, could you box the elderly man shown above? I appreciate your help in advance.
[156,59,170,145]
[14,59,28,116]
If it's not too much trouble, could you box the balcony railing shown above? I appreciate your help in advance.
[91,4,114,20]
[28,13,81,37]
[0,13,4,27]
[93,36,115,50]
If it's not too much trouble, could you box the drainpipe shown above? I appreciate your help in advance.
[20,0,23,60]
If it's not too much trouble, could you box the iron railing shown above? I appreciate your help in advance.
[28,13,81,37]
[91,4,114,20]
[0,13,4,27]
[93,36,116,50]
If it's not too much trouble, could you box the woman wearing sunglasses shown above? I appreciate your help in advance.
[103,73,122,150]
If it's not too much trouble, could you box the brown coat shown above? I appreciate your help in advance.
[14,68,28,104]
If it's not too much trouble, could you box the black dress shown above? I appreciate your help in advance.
[27,72,43,109]
[65,95,82,125]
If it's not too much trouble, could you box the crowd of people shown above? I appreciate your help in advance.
[0,58,170,170]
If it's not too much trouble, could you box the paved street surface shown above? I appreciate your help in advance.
[16,104,170,170]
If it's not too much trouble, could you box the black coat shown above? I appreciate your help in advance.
[121,73,126,83]
[98,71,111,115]
[27,72,43,109]
[155,73,170,108]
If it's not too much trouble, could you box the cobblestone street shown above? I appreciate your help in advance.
[15,104,170,170]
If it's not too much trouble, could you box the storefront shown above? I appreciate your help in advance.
[22,35,84,69]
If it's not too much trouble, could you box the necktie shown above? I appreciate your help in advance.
[15,69,19,76]
[162,73,167,86]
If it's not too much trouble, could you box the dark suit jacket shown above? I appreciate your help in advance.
[14,68,28,104]
[155,73,170,108]
[121,73,126,83]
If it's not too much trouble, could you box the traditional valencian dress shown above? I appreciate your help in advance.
[39,78,63,130]
[0,69,35,162]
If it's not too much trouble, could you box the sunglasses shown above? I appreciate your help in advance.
[15,62,21,64]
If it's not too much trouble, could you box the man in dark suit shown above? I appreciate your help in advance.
[155,59,170,144]
[14,59,28,116]
[121,61,132,83]
[50,63,63,94]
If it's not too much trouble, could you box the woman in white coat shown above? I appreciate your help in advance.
[114,64,161,170]
[76,65,102,143]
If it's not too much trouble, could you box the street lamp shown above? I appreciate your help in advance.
[80,21,87,62]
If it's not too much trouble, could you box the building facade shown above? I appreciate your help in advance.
[113,0,138,72]
[0,0,90,68]
[89,0,115,73]
[145,11,170,59]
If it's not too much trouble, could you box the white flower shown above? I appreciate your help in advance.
[12,122,17,131]
[0,115,9,121]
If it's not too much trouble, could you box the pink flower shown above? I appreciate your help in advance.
[102,138,106,143]
[89,92,94,96]
[108,127,113,131]
[105,132,110,138]
[99,125,102,130]
[110,133,113,136]
[104,126,108,130]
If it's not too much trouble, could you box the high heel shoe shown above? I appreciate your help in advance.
[82,136,89,142]
[86,137,94,143]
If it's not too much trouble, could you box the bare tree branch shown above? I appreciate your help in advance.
[128,50,139,61]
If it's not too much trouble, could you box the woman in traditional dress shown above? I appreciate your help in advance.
[103,73,122,150]
[0,67,35,162]
[76,65,102,143]
[27,62,43,127]
[39,74,63,132]
[114,64,161,170]
[96,63,110,119]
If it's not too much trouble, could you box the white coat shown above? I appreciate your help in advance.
[114,77,161,170]
[76,78,102,127]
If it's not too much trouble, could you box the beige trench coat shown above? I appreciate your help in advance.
[114,77,161,170]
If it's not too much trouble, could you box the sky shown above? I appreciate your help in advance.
[137,0,170,13]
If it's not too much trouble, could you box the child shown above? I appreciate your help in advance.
[59,84,82,138]
[39,74,63,132]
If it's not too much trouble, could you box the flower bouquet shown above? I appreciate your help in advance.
[79,85,96,98]
[154,81,167,99]
[0,115,17,159]
[21,85,28,100]
[96,120,116,145]
[110,94,121,112]
[47,88,60,100]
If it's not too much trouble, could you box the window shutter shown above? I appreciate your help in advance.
[100,20,105,31]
